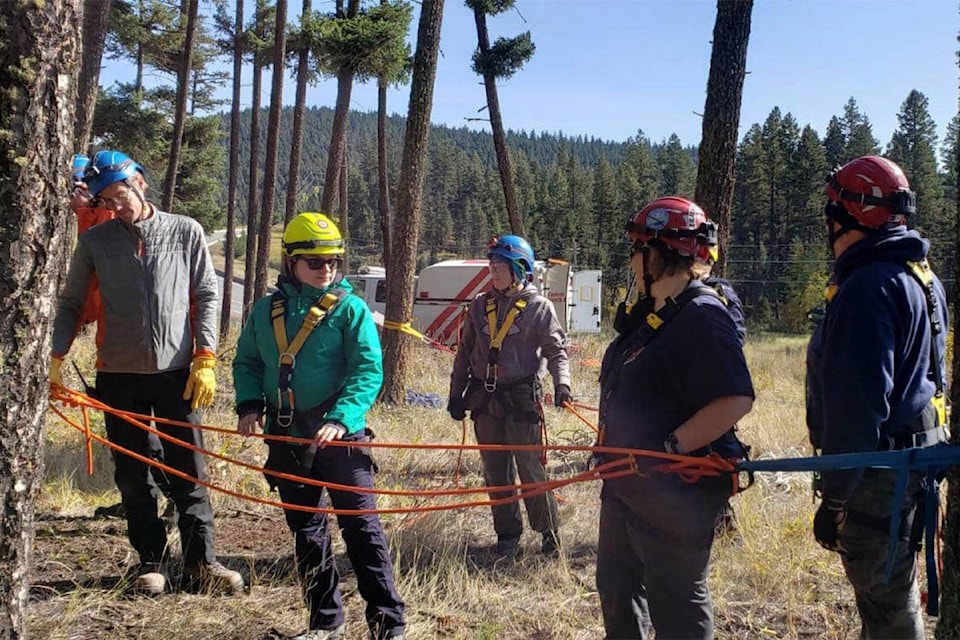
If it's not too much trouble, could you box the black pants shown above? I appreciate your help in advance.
[275,440,405,638]
[97,369,217,567]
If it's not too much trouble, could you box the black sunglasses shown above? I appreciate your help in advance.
[299,256,342,270]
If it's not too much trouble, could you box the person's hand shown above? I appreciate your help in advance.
[554,384,574,408]
[50,356,64,388]
[182,351,217,410]
[237,413,262,436]
[447,396,467,421]
[813,498,847,553]
[315,422,346,448]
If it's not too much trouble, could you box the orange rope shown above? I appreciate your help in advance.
[562,401,600,434]
[49,387,737,512]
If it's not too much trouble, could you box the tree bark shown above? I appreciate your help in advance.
[242,61,263,324]
[935,30,960,634]
[340,156,350,269]
[0,0,80,635]
[381,0,444,404]
[254,0,288,301]
[694,0,753,278]
[284,0,312,226]
[377,76,392,268]
[472,7,523,236]
[161,0,200,213]
[319,0,360,214]
[75,0,113,153]
[220,0,244,343]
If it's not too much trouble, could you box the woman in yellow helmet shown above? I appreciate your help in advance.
[233,213,406,640]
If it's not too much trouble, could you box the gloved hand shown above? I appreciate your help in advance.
[182,351,217,410]
[447,395,467,421]
[50,356,64,388]
[554,384,574,408]
[813,498,847,553]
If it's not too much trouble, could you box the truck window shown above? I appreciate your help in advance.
[376,280,387,303]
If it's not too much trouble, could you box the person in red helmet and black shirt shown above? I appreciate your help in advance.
[807,155,949,639]
[596,196,753,640]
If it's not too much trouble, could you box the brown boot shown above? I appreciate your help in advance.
[182,560,245,595]
[132,563,166,596]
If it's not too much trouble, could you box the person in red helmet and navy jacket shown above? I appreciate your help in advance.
[807,155,949,639]
[596,196,754,640]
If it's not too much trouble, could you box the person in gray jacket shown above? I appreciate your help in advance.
[447,235,572,559]
[50,150,243,596]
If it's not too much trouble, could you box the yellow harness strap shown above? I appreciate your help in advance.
[271,291,345,426]
[484,294,527,391]
[906,259,947,427]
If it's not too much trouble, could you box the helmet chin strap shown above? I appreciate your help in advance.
[641,244,655,299]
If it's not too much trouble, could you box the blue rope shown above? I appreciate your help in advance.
[737,444,958,617]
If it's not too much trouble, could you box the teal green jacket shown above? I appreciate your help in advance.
[232,277,382,436]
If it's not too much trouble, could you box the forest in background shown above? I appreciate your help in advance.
[89,0,958,333]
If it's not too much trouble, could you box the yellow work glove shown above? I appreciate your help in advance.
[50,356,64,388]
[183,352,217,410]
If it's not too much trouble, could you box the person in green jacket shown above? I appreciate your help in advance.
[233,213,406,640]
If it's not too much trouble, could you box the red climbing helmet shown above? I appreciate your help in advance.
[625,196,719,264]
[826,155,915,229]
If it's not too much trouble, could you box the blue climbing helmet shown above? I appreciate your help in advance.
[71,154,90,183]
[83,150,145,196]
[487,234,535,282]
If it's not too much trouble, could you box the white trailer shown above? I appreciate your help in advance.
[346,260,601,346]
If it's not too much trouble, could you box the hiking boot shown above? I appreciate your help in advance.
[494,535,521,561]
[541,530,561,558]
[132,563,166,596]
[370,624,407,639]
[293,625,346,640]
[182,560,245,595]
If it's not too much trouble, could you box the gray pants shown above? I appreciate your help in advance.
[596,482,724,640]
[840,469,924,640]
[473,413,559,539]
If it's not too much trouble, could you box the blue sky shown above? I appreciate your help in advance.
[104,0,959,149]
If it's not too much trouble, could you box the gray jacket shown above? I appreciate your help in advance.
[52,208,218,373]
[449,283,570,400]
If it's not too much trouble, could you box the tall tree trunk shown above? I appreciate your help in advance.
[319,0,360,213]
[75,0,113,153]
[381,0,444,404]
[161,0,200,213]
[284,0,312,226]
[321,66,356,214]
[242,62,264,323]
[219,0,244,343]
[472,7,523,235]
[254,0,288,301]
[936,27,960,635]
[340,157,349,269]
[377,76,392,268]
[694,0,753,278]
[0,0,80,635]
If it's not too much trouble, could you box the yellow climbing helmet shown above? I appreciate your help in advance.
[282,212,345,257]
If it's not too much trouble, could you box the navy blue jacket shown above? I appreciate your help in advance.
[806,227,948,501]
[600,288,754,457]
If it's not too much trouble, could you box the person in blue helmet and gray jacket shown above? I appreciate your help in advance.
[51,150,243,596]
[447,235,572,560]
[807,155,949,639]
[233,212,406,640]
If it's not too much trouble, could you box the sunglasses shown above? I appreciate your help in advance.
[629,240,648,257]
[298,256,342,270]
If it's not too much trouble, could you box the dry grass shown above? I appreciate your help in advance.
[31,331,941,638]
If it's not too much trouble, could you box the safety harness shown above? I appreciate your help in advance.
[483,292,527,392]
[270,288,347,428]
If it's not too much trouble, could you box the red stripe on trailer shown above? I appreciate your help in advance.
[425,267,490,338]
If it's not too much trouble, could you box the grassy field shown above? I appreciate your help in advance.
[32,330,941,639]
